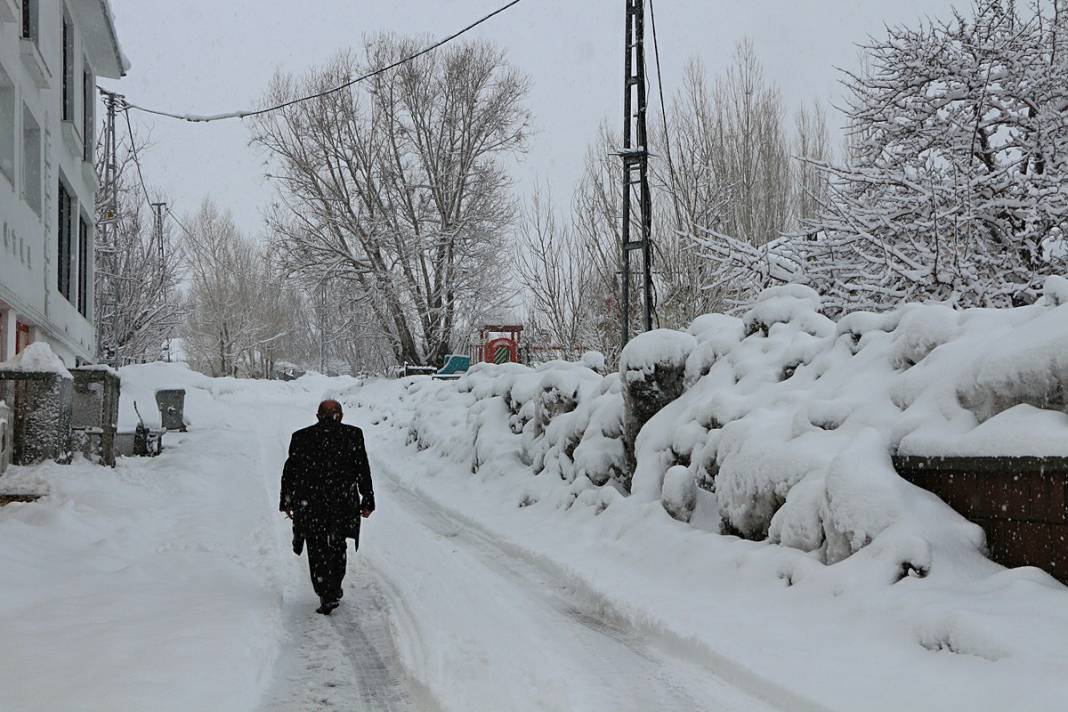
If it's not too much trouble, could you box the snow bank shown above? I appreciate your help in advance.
[0,362,341,711]
[353,277,1068,581]
[117,361,212,430]
[345,331,1068,712]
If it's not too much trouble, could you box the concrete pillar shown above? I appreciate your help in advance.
[0,372,74,466]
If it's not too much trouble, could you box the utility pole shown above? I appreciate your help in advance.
[97,89,122,365]
[619,0,655,351]
[150,200,170,362]
[317,282,328,374]
[150,201,167,286]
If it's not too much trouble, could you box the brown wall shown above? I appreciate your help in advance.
[893,456,1068,584]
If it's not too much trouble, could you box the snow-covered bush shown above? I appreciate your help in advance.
[619,330,697,490]
[661,465,697,522]
[386,276,1068,580]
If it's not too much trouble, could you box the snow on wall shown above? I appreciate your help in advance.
[0,342,73,379]
[371,277,1068,579]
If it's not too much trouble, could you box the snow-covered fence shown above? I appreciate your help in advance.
[894,455,1068,583]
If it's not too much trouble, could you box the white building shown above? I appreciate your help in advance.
[0,0,126,367]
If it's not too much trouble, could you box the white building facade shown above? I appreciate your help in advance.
[0,0,126,367]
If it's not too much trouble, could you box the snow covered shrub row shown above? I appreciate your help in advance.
[392,277,1068,574]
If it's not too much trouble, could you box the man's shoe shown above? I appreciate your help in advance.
[316,598,340,615]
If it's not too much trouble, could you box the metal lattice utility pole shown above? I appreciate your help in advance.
[150,201,166,283]
[619,0,655,351]
[96,89,122,365]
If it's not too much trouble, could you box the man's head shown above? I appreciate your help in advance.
[317,399,344,423]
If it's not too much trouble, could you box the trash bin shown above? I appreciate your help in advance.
[155,389,187,432]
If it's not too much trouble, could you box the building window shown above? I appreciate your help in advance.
[58,182,73,302]
[78,217,91,317]
[0,64,13,185]
[22,106,41,216]
[83,68,95,163]
[21,0,38,42]
[62,13,74,122]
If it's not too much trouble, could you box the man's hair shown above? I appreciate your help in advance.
[317,399,344,422]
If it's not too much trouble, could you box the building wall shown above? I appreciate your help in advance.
[0,0,103,367]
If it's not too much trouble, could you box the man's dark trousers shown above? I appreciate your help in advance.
[307,531,347,602]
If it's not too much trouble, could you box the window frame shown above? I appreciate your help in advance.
[22,105,42,216]
[78,216,91,318]
[62,12,73,121]
[21,0,37,43]
[58,180,73,302]
[82,66,95,163]
[0,62,14,187]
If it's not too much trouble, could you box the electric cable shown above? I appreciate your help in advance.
[121,0,523,123]
[648,0,674,328]
[120,99,198,242]
[122,106,154,207]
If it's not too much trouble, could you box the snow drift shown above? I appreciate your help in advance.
[361,277,1068,579]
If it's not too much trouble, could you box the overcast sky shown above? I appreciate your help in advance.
[102,0,962,238]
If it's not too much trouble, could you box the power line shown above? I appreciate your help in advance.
[123,0,524,123]
[116,91,197,243]
[122,105,154,207]
[165,205,196,242]
[648,0,681,231]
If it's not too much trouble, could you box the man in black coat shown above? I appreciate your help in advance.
[280,399,375,615]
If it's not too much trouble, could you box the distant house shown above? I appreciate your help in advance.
[0,0,127,367]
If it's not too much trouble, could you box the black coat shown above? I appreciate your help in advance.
[280,420,375,546]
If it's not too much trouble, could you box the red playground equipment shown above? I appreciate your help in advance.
[477,324,523,364]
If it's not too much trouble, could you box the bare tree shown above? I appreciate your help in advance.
[251,36,530,367]
[794,101,831,233]
[182,200,298,377]
[94,132,183,365]
[571,124,633,361]
[512,187,591,360]
[712,39,795,249]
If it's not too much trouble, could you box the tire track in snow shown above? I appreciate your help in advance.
[259,569,431,712]
[371,458,835,712]
[368,461,787,712]
[251,397,435,712]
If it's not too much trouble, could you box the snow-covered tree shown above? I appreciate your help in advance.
[710,41,796,250]
[181,200,300,377]
[512,187,593,361]
[94,133,183,366]
[252,36,530,367]
[561,45,824,339]
[803,0,1068,312]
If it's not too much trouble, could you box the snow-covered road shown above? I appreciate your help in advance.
[252,395,779,712]
[4,366,1067,711]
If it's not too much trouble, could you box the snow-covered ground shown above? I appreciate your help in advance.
[1,354,1067,711]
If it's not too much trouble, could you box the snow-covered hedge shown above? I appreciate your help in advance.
[380,277,1068,576]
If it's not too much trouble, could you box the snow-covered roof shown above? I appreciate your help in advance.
[72,0,130,79]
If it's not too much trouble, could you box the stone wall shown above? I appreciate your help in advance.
[893,455,1068,583]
